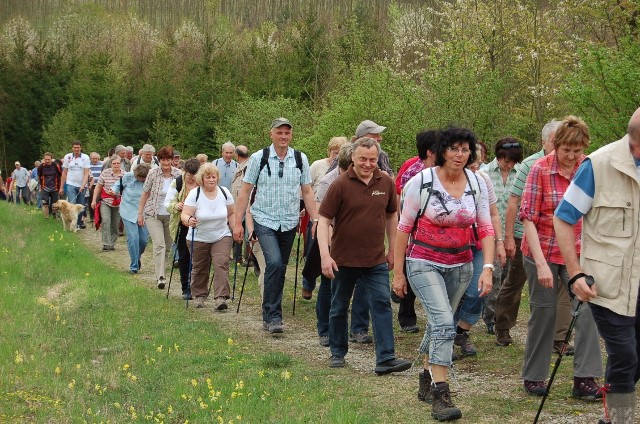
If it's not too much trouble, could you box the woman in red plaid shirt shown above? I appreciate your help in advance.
[519,116,603,399]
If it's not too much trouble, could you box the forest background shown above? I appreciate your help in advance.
[1,0,639,176]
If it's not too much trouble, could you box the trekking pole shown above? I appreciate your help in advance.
[166,224,182,299]
[236,241,254,313]
[186,227,196,309]
[533,273,595,424]
[231,242,239,301]
[292,220,302,316]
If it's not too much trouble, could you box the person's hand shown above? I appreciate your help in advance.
[478,269,493,297]
[572,276,597,302]
[392,273,407,298]
[536,261,554,288]
[91,200,96,209]
[233,225,244,242]
[386,251,394,271]
[186,215,198,228]
[321,255,339,279]
[504,235,516,259]
[137,214,144,226]
[248,231,258,242]
[497,242,507,267]
[176,201,184,211]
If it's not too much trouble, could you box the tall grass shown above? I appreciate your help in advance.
[0,203,376,422]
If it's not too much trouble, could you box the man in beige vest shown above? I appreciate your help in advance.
[555,107,640,424]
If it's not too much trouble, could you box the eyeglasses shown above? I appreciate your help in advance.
[500,142,521,149]
[446,146,471,154]
[279,161,284,178]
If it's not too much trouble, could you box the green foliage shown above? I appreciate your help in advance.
[216,93,312,156]
[562,37,640,150]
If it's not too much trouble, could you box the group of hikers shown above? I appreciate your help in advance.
[7,108,640,423]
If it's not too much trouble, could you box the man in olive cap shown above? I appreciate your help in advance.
[355,120,394,176]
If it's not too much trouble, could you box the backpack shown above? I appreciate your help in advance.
[408,167,482,240]
[253,147,303,185]
[136,155,160,167]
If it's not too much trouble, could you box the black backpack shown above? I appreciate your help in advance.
[253,147,303,185]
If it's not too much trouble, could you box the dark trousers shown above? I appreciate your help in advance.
[590,302,640,393]
[177,224,191,294]
[398,281,417,327]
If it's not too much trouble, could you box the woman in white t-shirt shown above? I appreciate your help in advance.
[181,163,236,310]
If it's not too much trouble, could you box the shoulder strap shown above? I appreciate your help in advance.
[220,186,228,200]
[464,169,481,239]
[254,147,271,185]
[407,168,435,240]
[136,156,142,165]
[120,176,124,194]
[196,186,201,202]
[153,156,160,166]
[294,149,303,172]
[176,175,183,193]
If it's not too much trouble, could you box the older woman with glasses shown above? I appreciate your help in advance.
[91,154,124,251]
[138,146,182,289]
[393,127,494,422]
[181,163,236,310]
[519,116,602,399]
[112,163,151,274]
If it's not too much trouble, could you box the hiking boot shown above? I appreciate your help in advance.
[268,321,284,334]
[318,336,330,347]
[606,391,636,424]
[329,355,345,368]
[182,292,193,300]
[495,330,513,346]
[102,245,109,251]
[572,377,602,401]
[349,332,373,344]
[523,380,547,396]
[374,358,412,375]
[214,297,228,311]
[301,288,312,300]
[156,277,166,289]
[431,382,462,421]
[454,332,477,356]
[418,370,433,402]
[401,324,420,333]
[553,340,575,356]
[194,297,205,308]
[261,321,268,331]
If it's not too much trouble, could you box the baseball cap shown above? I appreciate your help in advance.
[173,151,181,157]
[356,120,386,138]
[271,117,292,129]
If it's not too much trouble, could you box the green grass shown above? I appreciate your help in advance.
[0,202,607,423]
[0,204,379,423]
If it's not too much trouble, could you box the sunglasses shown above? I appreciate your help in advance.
[500,142,521,149]
[279,161,284,178]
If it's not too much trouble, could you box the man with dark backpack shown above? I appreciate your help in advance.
[233,117,318,335]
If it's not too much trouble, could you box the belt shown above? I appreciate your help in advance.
[412,239,471,254]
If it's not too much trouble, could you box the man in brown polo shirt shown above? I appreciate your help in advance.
[318,136,411,375]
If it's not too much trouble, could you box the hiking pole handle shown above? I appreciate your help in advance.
[567,273,594,301]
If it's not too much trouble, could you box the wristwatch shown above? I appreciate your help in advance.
[483,264,495,271]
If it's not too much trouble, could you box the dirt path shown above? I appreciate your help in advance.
[76,224,603,423]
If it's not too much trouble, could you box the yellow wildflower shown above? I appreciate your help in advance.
[227,338,234,345]
[191,378,198,387]
[54,367,61,375]
[156,345,163,352]
[14,351,23,364]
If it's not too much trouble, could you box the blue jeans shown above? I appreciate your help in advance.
[254,222,297,324]
[406,259,472,367]
[66,185,85,226]
[454,247,484,325]
[590,302,640,393]
[123,219,149,272]
[329,263,396,365]
[316,275,370,337]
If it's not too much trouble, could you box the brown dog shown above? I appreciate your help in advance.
[52,200,85,232]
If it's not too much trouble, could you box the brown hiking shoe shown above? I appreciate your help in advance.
[495,330,513,346]
[454,331,477,356]
[418,370,433,402]
[431,382,462,421]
